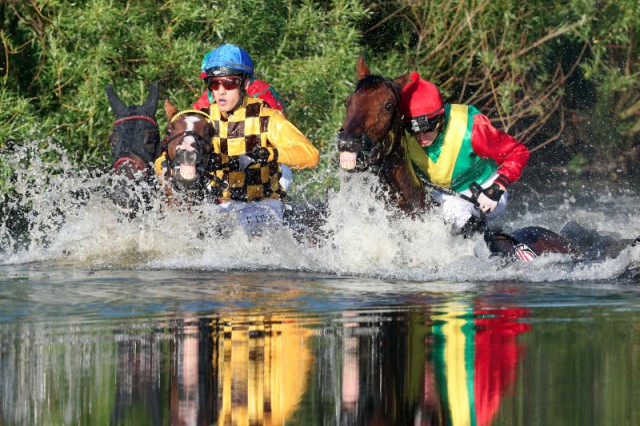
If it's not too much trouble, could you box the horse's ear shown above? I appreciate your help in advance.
[393,72,412,89]
[356,53,370,80]
[105,85,126,117]
[142,82,160,117]
[164,97,178,122]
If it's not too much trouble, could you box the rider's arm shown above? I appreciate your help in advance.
[470,114,530,188]
[265,111,319,170]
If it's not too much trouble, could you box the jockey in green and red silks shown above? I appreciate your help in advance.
[401,72,530,231]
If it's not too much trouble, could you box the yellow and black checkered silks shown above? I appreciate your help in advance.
[210,100,283,201]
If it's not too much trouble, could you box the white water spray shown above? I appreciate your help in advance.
[2,141,639,282]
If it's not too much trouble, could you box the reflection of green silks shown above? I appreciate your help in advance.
[433,304,477,426]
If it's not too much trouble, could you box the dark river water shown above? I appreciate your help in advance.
[1,146,640,425]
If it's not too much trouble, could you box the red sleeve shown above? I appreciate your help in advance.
[470,114,530,187]
[473,307,530,426]
[192,91,211,110]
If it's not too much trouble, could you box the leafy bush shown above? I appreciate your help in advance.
[1,0,638,193]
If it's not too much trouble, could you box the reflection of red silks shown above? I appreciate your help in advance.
[473,308,530,426]
[434,305,530,426]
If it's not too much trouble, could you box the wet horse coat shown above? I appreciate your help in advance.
[337,58,427,215]
[107,83,160,179]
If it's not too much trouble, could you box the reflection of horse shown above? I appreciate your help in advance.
[337,56,624,262]
[158,99,214,203]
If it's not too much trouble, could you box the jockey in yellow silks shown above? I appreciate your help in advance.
[155,44,318,234]
[193,44,294,191]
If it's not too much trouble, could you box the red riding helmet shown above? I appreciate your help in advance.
[400,72,444,120]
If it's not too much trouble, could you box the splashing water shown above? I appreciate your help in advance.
[2,141,639,282]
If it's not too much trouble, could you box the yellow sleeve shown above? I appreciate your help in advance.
[266,112,319,170]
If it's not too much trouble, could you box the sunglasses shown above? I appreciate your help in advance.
[405,114,443,134]
[207,77,243,91]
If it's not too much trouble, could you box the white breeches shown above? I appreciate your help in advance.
[431,173,508,229]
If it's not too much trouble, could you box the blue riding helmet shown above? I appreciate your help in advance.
[199,44,254,79]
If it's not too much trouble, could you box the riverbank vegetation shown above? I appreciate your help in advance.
[1,0,638,191]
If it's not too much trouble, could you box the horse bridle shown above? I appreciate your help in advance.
[353,77,403,172]
[112,114,159,174]
[161,110,212,172]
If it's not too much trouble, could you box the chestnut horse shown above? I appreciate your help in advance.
[106,84,215,210]
[337,56,587,262]
[337,56,427,215]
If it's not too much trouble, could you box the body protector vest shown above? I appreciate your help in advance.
[209,98,283,201]
[408,104,498,192]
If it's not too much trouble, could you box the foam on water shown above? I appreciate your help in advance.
[2,142,640,282]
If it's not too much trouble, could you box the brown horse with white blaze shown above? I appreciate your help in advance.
[154,99,217,205]
[337,55,428,215]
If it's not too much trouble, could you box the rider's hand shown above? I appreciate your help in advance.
[476,183,504,213]
[238,147,276,171]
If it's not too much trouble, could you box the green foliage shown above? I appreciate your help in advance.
[1,0,638,192]
[1,0,367,185]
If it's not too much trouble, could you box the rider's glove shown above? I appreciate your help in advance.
[238,147,277,171]
[476,183,504,213]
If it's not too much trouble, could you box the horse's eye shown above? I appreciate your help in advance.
[384,102,394,112]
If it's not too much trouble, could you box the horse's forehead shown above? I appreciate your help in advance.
[351,85,396,109]
[122,105,146,116]
[173,115,207,132]
[359,83,395,98]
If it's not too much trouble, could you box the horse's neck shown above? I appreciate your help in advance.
[380,128,427,213]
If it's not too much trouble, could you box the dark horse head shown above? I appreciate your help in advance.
[337,55,428,214]
[106,82,160,179]
[105,83,160,214]
[159,99,213,201]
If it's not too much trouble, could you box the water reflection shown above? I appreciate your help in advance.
[0,302,530,425]
[431,304,529,426]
